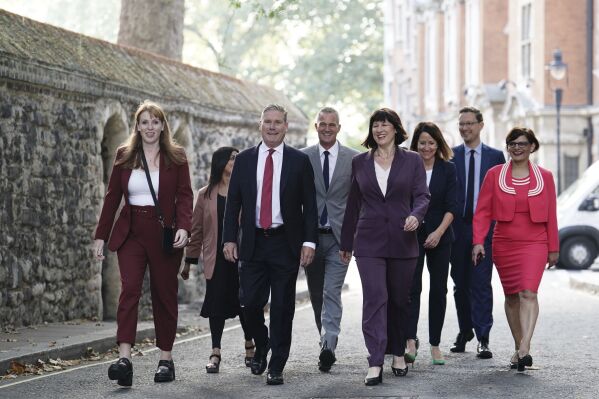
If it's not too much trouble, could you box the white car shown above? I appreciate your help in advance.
[557,161,599,269]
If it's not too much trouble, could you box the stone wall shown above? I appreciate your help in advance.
[0,10,308,327]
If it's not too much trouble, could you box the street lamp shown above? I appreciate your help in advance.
[546,49,568,194]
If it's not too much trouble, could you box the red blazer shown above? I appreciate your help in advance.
[94,148,193,252]
[473,161,559,252]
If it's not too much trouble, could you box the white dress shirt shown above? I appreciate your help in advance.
[374,162,390,195]
[318,141,339,227]
[463,142,482,215]
[255,142,315,249]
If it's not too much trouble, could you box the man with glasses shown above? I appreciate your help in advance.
[449,106,505,359]
[301,107,358,372]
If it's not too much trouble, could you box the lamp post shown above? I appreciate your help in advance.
[546,49,568,194]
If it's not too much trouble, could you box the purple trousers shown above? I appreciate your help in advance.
[356,256,417,367]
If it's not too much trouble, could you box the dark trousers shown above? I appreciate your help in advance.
[239,232,298,374]
[450,222,494,340]
[209,314,251,348]
[355,256,417,367]
[116,206,182,351]
[406,231,450,346]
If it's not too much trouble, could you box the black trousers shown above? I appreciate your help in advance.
[406,230,451,346]
[238,231,298,374]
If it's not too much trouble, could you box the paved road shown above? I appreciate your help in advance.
[1,265,598,398]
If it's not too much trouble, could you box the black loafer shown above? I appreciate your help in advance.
[450,330,474,353]
[266,371,284,385]
[251,340,270,376]
[154,360,175,383]
[108,357,133,387]
[318,348,336,372]
[476,339,493,359]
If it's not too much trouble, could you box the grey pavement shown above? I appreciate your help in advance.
[1,263,598,398]
[0,274,323,375]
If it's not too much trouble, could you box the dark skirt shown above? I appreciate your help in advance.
[200,255,242,319]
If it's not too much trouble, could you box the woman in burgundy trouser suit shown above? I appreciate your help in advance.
[93,100,193,386]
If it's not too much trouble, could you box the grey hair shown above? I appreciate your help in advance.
[261,104,288,122]
[316,107,340,123]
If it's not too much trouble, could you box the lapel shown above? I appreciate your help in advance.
[249,145,260,202]
[364,150,384,198]
[122,168,133,204]
[429,158,442,195]
[386,147,406,198]
[157,152,171,203]
[454,145,465,184]
[280,144,291,197]
[308,145,326,193]
[479,143,489,185]
[328,142,347,192]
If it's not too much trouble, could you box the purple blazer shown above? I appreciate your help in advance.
[340,147,430,259]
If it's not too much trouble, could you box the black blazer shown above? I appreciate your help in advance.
[420,159,458,246]
[223,143,318,261]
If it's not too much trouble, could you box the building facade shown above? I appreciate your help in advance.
[385,0,598,190]
[0,9,309,328]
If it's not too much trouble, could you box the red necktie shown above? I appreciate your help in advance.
[260,148,275,229]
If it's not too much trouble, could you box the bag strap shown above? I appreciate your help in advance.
[140,149,166,227]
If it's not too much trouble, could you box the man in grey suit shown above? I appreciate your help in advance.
[301,107,359,372]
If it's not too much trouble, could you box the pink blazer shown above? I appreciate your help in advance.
[185,186,219,280]
[473,161,559,252]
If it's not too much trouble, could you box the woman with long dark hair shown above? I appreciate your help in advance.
[182,146,254,373]
[93,100,193,386]
[406,122,457,366]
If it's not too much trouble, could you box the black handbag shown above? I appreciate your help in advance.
[140,150,175,253]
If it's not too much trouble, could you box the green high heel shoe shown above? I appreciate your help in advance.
[430,347,445,365]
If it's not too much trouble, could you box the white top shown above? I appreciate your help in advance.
[426,169,433,187]
[256,142,284,227]
[374,162,390,195]
[128,169,159,206]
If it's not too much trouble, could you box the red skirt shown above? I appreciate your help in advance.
[492,212,548,294]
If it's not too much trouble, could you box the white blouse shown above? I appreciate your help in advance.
[374,162,391,195]
[426,169,433,187]
[128,169,159,206]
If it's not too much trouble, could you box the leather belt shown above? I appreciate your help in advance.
[318,227,333,234]
[256,225,285,237]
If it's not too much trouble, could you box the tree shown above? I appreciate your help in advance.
[119,0,185,60]
[185,0,383,135]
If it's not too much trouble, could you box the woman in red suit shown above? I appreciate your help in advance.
[93,100,193,386]
[472,127,558,372]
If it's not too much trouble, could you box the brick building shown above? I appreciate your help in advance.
[0,9,308,328]
[384,0,598,190]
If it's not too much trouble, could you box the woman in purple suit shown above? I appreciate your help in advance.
[340,108,430,385]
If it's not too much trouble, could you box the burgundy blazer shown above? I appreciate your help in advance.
[184,186,219,280]
[473,161,559,252]
[340,147,430,258]
[94,148,193,252]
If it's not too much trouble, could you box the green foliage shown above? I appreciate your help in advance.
[188,0,383,135]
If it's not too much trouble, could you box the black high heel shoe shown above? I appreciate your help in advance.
[364,367,383,386]
[108,357,133,387]
[391,364,409,376]
[517,354,533,372]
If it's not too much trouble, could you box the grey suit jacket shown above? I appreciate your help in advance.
[302,142,360,243]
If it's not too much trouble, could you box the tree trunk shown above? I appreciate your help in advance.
[118,0,185,61]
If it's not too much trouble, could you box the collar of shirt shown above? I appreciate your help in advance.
[463,142,482,155]
[318,140,339,158]
[260,141,285,155]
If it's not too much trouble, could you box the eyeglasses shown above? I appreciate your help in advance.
[458,121,479,128]
[507,141,531,149]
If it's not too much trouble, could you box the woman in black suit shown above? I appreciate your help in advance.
[406,122,458,365]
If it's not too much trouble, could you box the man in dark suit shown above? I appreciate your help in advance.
[223,104,318,385]
[301,107,359,372]
[449,106,505,359]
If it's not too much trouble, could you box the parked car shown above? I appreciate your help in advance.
[557,161,599,269]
